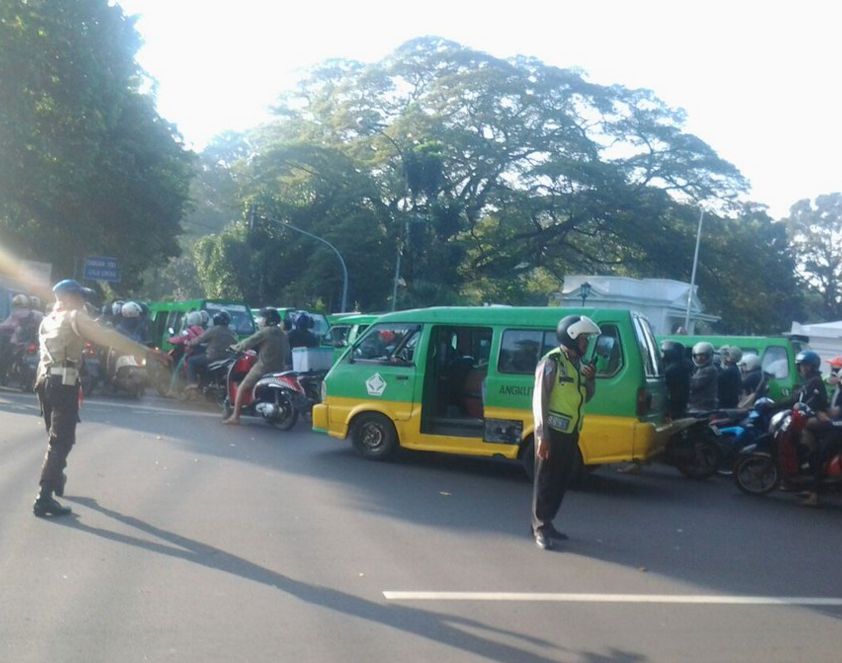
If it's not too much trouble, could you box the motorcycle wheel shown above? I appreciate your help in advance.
[715,432,738,477]
[267,390,298,431]
[676,436,720,480]
[734,453,780,495]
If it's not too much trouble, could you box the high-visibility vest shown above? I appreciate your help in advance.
[545,347,587,433]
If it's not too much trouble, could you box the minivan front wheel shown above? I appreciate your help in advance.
[352,413,398,461]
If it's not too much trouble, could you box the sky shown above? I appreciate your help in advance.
[116,0,841,220]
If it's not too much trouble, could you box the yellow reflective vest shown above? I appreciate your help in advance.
[545,347,588,433]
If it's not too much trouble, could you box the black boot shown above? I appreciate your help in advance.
[54,473,68,497]
[33,489,71,517]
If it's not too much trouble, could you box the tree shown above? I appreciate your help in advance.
[0,0,193,290]
[786,193,842,320]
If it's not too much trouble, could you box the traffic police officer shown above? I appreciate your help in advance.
[531,314,600,550]
[33,279,167,517]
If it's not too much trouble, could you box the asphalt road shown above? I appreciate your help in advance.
[1,388,840,663]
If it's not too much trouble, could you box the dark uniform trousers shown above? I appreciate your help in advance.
[531,428,580,533]
[36,377,79,494]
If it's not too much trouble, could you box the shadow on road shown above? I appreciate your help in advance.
[51,497,636,663]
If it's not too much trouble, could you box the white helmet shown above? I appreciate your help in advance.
[740,354,761,372]
[11,294,30,308]
[186,311,203,327]
[199,310,211,326]
[692,341,714,367]
[121,301,142,318]
[112,300,125,316]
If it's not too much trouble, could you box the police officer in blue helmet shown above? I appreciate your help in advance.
[32,280,169,517]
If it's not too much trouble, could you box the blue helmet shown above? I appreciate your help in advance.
[52,279,86,297]
[795,350,821,371]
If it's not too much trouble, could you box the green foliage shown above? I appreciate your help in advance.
[0,0,193,289]
[191,36,802,327]
[786,193,842,320]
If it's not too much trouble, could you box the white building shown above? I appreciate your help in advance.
[789,320,842,376]
[554,275,719,336]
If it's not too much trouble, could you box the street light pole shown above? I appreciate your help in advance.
[250,208,349,313]
[684,208,705,332]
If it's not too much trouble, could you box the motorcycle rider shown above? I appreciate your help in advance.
[0,294,43,379]
[718,346,743,408]
[32,279,169,517]
[687,342,718,413]
[739,354,768,400]
[288,313,319,349]
[661,340,693,419]
[798,355,842,506]
[166,311,206,395]
[115,301,146,343]
[222,307,289,425]
[185,310,238,388]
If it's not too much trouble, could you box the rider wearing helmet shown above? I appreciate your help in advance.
[32,280,168,517]
[222,307,290,425]
[531,314,601,551]
[185,309,238,388]
[790,351,836,506]
[164,311,208,395]
[115,301,146,343]
[738,354,767,401]
[718,345,743,409]
[287,312,319,350]
[687,341,718,413]
[661,340,693,419]
[0,293,43,378]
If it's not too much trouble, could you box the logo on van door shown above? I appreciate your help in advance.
[365,373,387,397]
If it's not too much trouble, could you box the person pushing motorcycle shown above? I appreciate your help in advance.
[222,307,289,425]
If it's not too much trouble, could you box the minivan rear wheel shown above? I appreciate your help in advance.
[352,413,398,461]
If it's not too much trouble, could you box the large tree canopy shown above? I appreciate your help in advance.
[0,0,193,290]
[193,37,801,330]
[786,193,842,320]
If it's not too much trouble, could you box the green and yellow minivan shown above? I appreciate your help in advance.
[323,313,379,363]
[148,299,256,351]
[313,306,672,476]
[657,334,807,401]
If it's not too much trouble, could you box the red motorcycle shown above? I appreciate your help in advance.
[734,402,842,495]
[220,351,302,430]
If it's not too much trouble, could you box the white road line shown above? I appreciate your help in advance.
[382,592,842,606]
[81,400,221,418]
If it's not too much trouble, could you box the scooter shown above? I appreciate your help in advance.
[79,340,102,396]
[710,398,779,476]
[220,351,299,429]
[733,402,842,496]
[5,340,39,392]
[104,347,147,398]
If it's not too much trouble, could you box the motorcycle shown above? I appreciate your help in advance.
[734,402,842,496]
[79,341,102,396]
[662,415,722,479]
[710,399,778,476]
[104,347,147,398]
[220,351,299,429]
[4,340,39,392]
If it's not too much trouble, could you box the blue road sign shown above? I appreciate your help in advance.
[83,256,120,282]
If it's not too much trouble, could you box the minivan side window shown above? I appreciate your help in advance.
[498,326,624,377]
[352,324,420,364]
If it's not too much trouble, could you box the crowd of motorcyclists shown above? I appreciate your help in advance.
[660,338,842,506]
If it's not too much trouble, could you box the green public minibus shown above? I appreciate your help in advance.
[657,334,807,401]
[148,299,256,351]
[313,306,673,476]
